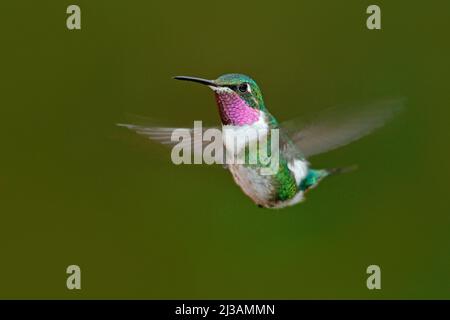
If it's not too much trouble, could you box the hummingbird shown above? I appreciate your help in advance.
[119,74,402,209]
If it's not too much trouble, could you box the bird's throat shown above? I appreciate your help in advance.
[215,92,260,126]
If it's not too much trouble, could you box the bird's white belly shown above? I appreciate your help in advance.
[228,164,306,208]
[228,164,275,205]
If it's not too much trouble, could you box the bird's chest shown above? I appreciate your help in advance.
[222,122,275,204]
[222,119,269,156]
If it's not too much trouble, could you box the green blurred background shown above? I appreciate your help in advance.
[0,0,449,299]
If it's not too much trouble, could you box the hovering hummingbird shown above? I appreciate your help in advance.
[119,74,402,209]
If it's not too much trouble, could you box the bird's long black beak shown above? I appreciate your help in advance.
[173,76,218,87]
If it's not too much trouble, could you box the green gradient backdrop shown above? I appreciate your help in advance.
[1,1,449,299]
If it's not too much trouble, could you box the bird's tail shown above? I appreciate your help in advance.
[300,165,358,191]
[326,164,359,176]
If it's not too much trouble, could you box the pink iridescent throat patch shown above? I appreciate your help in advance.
[215,92,260,125]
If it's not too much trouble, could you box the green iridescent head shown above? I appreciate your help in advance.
[174,73,266,111]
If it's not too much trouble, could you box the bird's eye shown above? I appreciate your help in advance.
[238,83,249,93]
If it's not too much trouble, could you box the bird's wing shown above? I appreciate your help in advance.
[118,123,219,150]
[281,98,404,158]
[117,115,221,160]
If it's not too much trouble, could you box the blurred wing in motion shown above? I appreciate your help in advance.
[117,115,220,159]
[282,98,405,158]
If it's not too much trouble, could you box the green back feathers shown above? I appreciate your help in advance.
[275,158,298,200]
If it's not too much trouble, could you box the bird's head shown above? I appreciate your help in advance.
[174,73,267,126]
